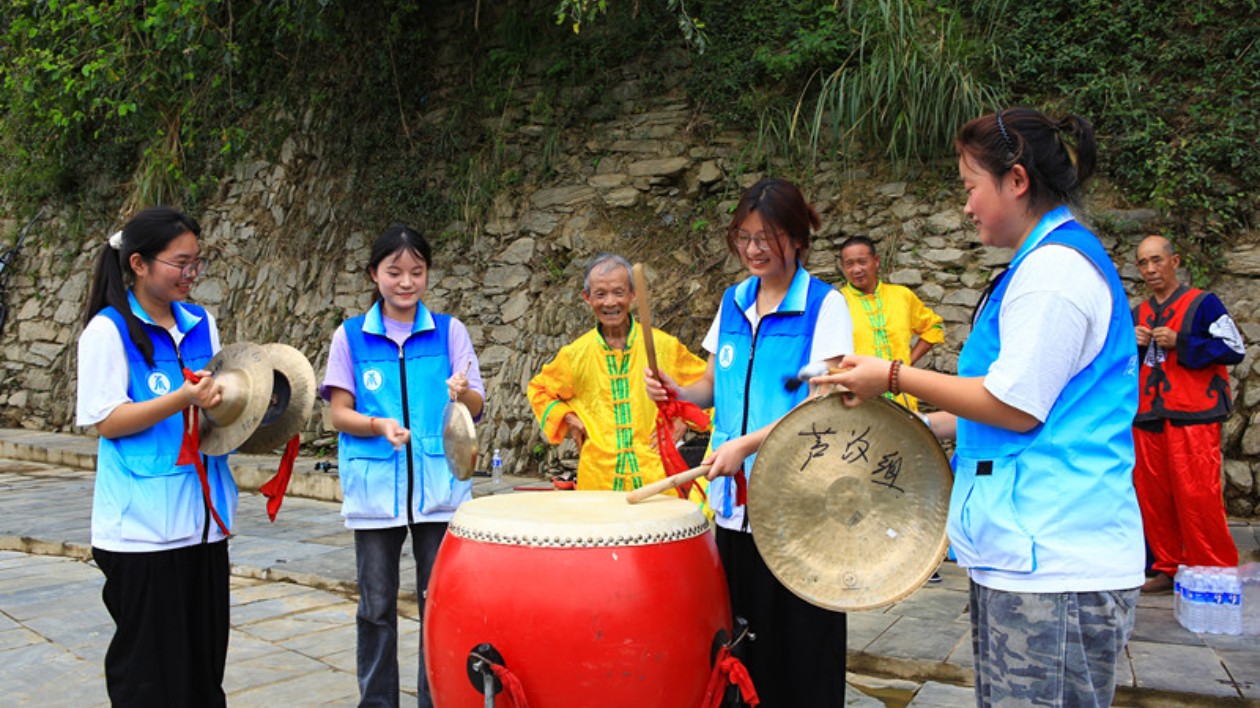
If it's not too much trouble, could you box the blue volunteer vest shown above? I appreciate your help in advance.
[709,266,830,523]
[94,292,236,547]
[951,207,1142,587]
[337,301,470,525]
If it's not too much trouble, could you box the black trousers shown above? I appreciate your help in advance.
[716,527,846,708]
[93,541,230,708]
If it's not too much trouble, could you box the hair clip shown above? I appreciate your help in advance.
[107,231,124,250]
[995,110,1017,157]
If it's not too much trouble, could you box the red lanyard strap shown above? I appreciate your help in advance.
[178,368,231,536]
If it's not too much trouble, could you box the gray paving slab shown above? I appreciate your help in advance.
[1219,647,1260,700]
[943,633,973,672]
[1127,638,1242,699]
[907,680,977,707]
[863,615,966,663]
[846,607,900,650]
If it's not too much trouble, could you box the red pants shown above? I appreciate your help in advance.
[1133,423,1238,576]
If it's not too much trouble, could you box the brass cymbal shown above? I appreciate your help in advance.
[199,342,273,456]
[749,393,951,612]
[238,343,317,454]
[442,399,477,481]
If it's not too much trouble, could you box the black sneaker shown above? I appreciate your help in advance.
[928,571,942,583]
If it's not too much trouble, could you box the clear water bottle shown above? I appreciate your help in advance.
[1242,563,1260,636]
[491,449,503,485]
[1208,568,1229,634]
[1185,567,1206,633]
[1222,568,1242,636]
[1204,569,1222,634]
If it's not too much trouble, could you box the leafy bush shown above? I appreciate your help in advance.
[970,0,1259,269]
[0,0,335,210]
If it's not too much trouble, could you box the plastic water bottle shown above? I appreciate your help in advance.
[1223,569,1242,635]
[1242,563,1260,636]
[1205,569,1222,634]
[1186,567,1206,633]
[491,449,503,486]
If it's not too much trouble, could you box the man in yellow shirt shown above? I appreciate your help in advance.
[528,253,709,492]
[838,236,945,411]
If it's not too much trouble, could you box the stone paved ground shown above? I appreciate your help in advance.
[0,428,1256,707]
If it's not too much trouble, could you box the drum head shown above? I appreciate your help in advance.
[749,393,951,611]
[442,400,477,481]
[450,491,709,547]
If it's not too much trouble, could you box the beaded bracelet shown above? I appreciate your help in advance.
[368,416,378,435]
[888,359,903,396]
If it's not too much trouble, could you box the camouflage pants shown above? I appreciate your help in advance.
[969,583,1138,707]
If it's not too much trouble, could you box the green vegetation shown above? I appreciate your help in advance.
[1,0,1255,270]
[970,0,1259,274]
[0,0,333,212]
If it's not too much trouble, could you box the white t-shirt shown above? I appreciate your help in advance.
[76,312,222,427]
[984,244,1112,422]
[702,288,853,363]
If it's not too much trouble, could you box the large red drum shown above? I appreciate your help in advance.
[425,491,731,708]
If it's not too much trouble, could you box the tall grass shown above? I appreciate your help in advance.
[763,0,1008,174]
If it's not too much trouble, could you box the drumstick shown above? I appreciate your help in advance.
[626,465,711,504]
[631,263,660,379]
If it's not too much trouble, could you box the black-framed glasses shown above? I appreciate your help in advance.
[734,232,773,251]
[153,257,209,280]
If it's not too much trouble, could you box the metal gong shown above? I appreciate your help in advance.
[442,400,478,481]
[749,393,952,612]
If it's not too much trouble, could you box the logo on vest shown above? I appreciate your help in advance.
[363,369,384,392]
[718,344,735,369]
[147,372,172,396]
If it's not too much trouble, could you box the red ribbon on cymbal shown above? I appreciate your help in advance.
[259,434,300,522]
[178,368,231,537]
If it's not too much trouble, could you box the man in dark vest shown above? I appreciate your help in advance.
[1132,235,1245,593]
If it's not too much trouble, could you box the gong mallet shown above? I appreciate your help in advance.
[626,465,712,504]
[784,360,843,392]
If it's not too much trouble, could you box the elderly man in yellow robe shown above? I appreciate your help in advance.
[528,253,709,492]
[838,236,945,412]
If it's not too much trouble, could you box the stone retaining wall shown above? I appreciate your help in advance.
[2,89,1258,516]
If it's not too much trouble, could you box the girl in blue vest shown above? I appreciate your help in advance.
[821,109,1144,707]
[320,224,484,708]
[648,178,854,707]
[75,206,233,707]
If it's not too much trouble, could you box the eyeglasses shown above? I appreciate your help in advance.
[734,231,773,251]
[153,256,209,280]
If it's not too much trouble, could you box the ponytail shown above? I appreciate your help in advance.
[81,207,201,367]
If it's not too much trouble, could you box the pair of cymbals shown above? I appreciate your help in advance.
[199,343,316,456]
[749,393,952,612]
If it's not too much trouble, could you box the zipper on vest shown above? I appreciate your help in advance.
[397,343,416,525]
[162,328,213,545]
[736,319,768,533]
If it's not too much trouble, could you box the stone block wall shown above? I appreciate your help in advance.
[2,91,1258,516]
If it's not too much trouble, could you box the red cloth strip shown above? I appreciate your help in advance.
[653,389,711,499]
[701,645,760,707]
[259,434,300,522]
[489,662,531,708]
[179,368,231,536]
